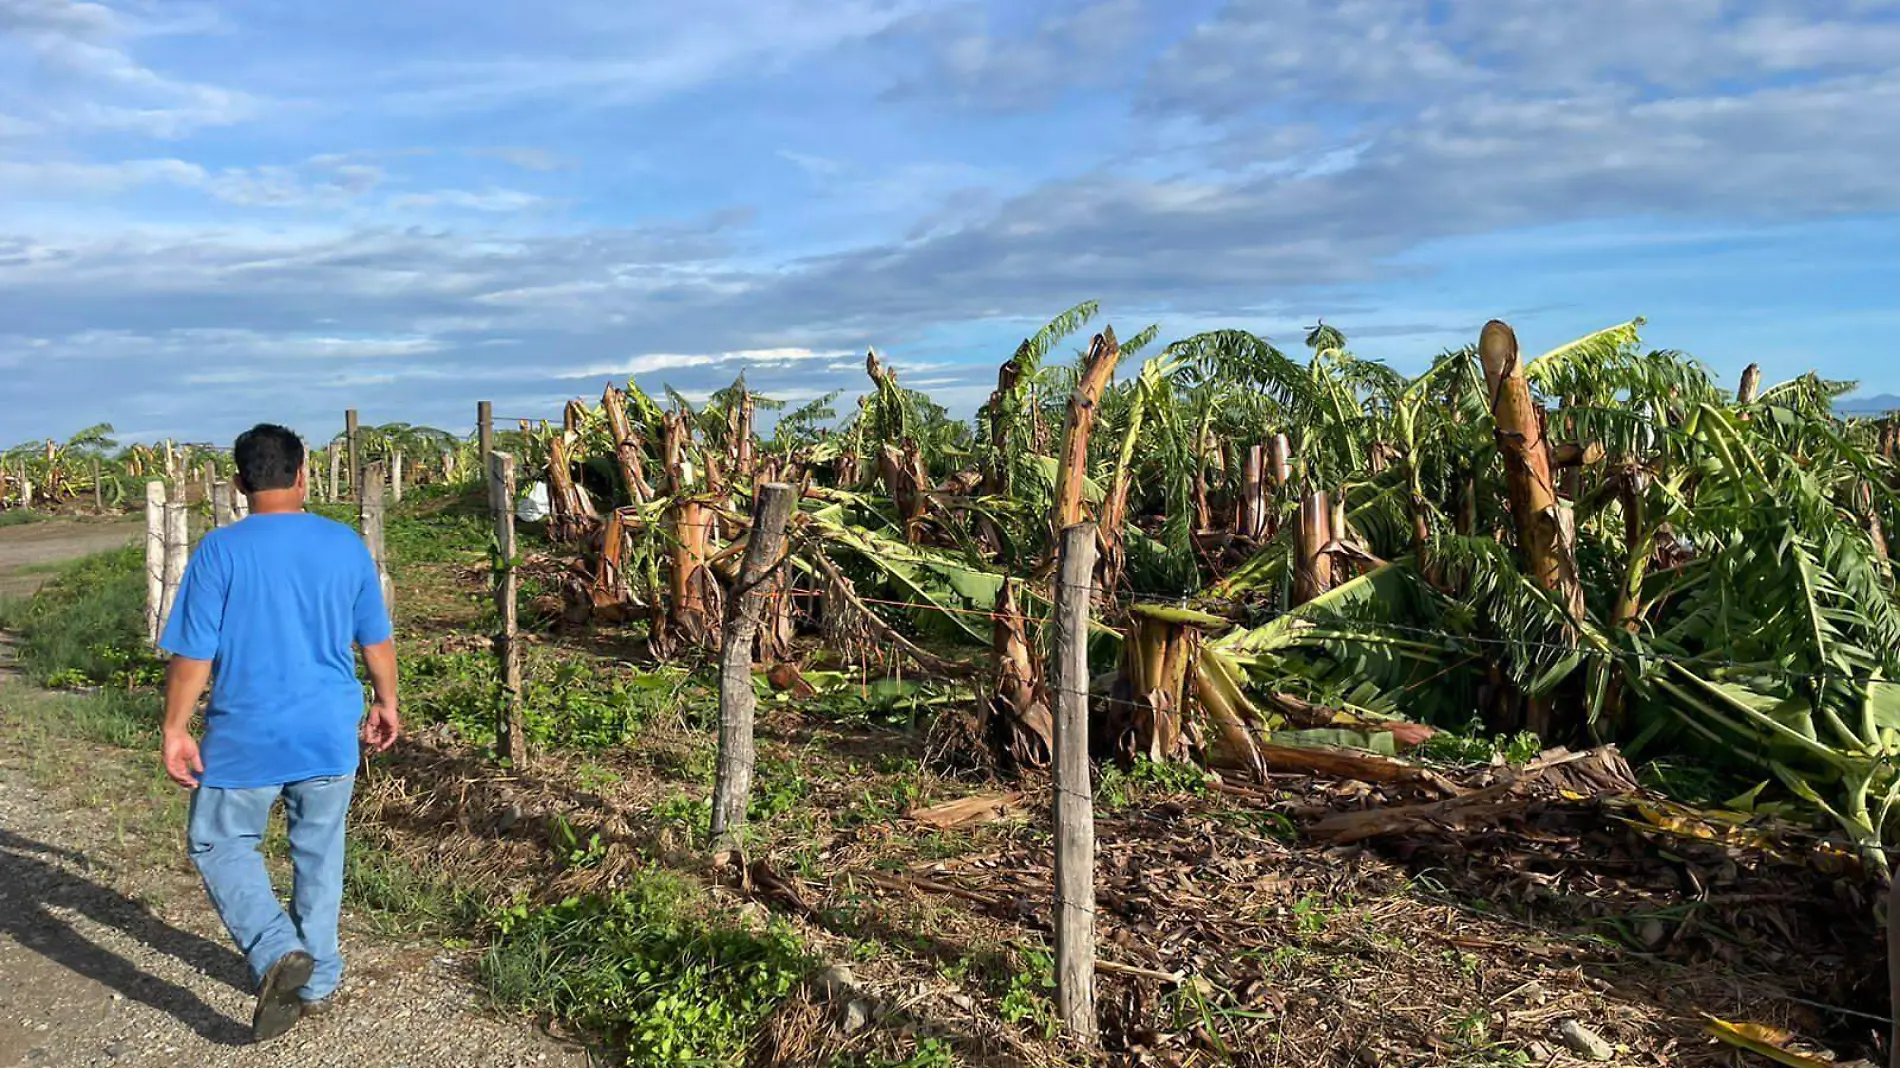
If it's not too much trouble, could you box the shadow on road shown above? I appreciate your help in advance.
[0,826,250,1046]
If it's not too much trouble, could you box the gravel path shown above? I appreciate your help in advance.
[0,761,593,1068]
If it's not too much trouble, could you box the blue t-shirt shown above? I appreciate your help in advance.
[158,512,393,788]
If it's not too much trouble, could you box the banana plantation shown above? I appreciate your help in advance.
[8,307,1898,860]
[448,303,1900,866]
[10,304,1900,1063]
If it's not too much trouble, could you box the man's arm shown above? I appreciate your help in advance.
[360,639,401,752]
[162,656,212,788]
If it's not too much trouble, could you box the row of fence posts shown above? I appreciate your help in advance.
[459,395,1108,1044]
[143,418,390,645]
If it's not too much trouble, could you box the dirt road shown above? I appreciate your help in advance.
[0,518,142,601]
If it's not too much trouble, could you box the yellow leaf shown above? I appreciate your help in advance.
[1702,1015,1836,1067]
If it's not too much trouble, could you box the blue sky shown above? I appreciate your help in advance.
[3,0,1899,445]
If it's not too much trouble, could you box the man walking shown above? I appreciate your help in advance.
[158,424,400,1042]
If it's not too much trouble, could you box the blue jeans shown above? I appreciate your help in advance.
[186,774,354,999]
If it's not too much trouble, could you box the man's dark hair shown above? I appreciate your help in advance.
[233,424,306,493]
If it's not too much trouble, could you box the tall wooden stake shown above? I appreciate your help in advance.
[1052,522,1099,1044]
[327,445,340,503]
[159,498,188,639]
[360,460,392,609]
[391,450,404,504]
[345,409,361,501]
[490,451,526,767]
[211,481,235,528]
[709,482,797,860]
[144,481,166,645]
[477,401,494,499]
[92,457,103,513]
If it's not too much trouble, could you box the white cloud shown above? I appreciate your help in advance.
[368,0,926,114]
[554,347,851,379]
[469,147,571,172]
[0,0,258,137]
[388,187,544,212]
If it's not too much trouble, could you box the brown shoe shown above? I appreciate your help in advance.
[253,950,314,1042]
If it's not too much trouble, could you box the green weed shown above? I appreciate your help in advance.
[480,876,808,1066]
[995,944,1057,1039]
[343,841,486,936]
[828,1039,960,1068]
[1096,757,1211,810]
[1415,720,1544,768]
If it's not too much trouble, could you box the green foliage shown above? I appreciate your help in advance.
[828,1039,960,1068]
[403,653,710,752]
[1096,757,1212,809]
[0,547,161,688]
[0,509,43,528]
[343,841,486,936]
[652,793,713,848]
[383,506,490,565]
[996,944,1057,1039]
[480,877,808,1066]
[1415,721,1545,768]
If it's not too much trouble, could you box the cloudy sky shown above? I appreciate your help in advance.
[3,0,1898,445]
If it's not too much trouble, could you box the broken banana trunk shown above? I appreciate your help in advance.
[986,578,1053,771]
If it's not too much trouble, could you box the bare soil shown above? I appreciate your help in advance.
[0,518,142,601]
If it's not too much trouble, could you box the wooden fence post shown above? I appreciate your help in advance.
[360,460,393,609]
[144,481,166,645]
[391,451,404,504]
[211,481,234,528]
[490,451,526,767]
[326,445,340,503]
[709,483,797,859]
[159,496,189,640]
[345,409,360,501]
[1052,522,1099,1044]
[478,401,494,494]
[92,457,104,513]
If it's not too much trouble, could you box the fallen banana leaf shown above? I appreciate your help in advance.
[908,791,1025,829]
[1701,1015,1838,1067]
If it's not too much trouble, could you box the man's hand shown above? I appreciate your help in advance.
[362,700,401,753]
[162,729,204,789]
